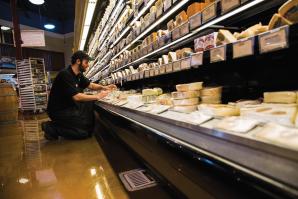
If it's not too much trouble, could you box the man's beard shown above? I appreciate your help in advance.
[79,64,86,73]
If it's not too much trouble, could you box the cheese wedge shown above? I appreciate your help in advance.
[173,105,197,113]
[158,58,163,65]
[156,94,173,105]
[162,55,169,64]
[176,82,203,92]
[142,89,159,96]
[268,13,293,30]
[167,20,175,31]
[216,29,237,45]
[238,23,268,39]
[181,48,193,58]
[278,0,298,23]
[150,6,157,14]
[176,49,183,59]
[194,36,205,52]
[172,91,200,99]
[198,104,240,117]
[264,91,297,104]
[176,11,188,26]
[168,52,177,62]
[173,98,199,106]
[201,96,222,104]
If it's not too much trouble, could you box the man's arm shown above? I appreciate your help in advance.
[88,83,117,91]
[72,91,109,102]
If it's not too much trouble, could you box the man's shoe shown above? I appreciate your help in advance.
[41,122,58,141]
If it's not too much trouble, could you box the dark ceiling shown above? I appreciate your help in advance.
[0,0,75,34]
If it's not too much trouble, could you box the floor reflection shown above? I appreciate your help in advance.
[0,113,129,199]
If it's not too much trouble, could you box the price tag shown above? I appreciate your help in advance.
[172,27,180,40]
[233,37,254,58]
[221,0,240,14]
[160,65,166,74]
[154,68,160,76]
[145,70,150,78]
[165,63,173,73]
[189,13,202,30]
[259,26,289,54]
[191,52,203,67]
[181,57,191,70]
[173,61,181,71]
[180,21,190,37]
[149,69,155,77]
[210,45,226,63]
[202,2,217,23]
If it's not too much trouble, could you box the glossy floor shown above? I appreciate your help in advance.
[0,113,129,199]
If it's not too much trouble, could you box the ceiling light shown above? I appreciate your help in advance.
[18,178,29,184]
[1,26,10,31]
[29,0,45,5]
[44,24,55,30]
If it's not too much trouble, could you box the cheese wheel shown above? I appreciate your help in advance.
[200,86,222,96]
[201,96,221,104]
[176,82,203,92]
[278,0,298,23]
[173,105,197,113]
[173,98,199,106]
[264,91,297,104]
[172,91,200,99]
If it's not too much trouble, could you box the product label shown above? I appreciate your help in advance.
[165,63,173,73]
[221,0,240,13]
[202,2,217,23]
[210,45,226,63]
[181,57,191,70]
[233,37,254,58]
[191,52,203,67]
[259,26,289,54]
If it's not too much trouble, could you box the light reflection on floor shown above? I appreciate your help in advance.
[0,113,129,199]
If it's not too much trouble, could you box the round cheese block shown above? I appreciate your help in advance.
[173,98,199,106]
[176,82,203,92]
[173,105,197,113]
[200,86,222,96]
[171,91,200,99]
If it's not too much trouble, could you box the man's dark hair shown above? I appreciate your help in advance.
[71,51,91,65]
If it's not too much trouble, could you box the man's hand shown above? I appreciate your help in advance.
[105,84,117,91]
[96,91,110,100]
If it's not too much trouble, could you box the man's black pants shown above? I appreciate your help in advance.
[44,102,94,139]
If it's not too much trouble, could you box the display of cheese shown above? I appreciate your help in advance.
[198,104,240,117]
[127,94,143,104]
[187,2,206,18]
[253,123,298,150]
[216,29,237,46]
[168,52,177,62]
[172,91,200,99]
[263,91,297,104]
[201,96,221,104]
[167,20,175,31]
[229,100,261,107]
[173,98,199,106]
[156,94,173,105]
[142,88,163,96]
[173,105,198,113]
[214,116,260,133]
[237,23,268,39]
[200,86,222,96]
[240,103,297,127]
[176,82,203,92]
[278,0,298,23]
[268,13,293,30]
[175,11,188,26]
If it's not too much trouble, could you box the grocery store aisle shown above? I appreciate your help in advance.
[0,113,129,199]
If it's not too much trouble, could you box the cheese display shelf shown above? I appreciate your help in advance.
[95,101,298,198]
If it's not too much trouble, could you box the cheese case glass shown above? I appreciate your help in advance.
[82,0,298,198]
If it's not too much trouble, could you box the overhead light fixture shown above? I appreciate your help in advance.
[29,0,45,5]
[44,24,55,30]
[1,26,11,31]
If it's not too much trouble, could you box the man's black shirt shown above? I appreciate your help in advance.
[47,66,90,114]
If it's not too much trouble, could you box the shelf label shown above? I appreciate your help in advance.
[233,37,254,58]
[210,45,226,63]
[154,68,160,76]
[221,0,240,14]
[149,69,155,77]
[202,2,217,23]
[145,70,150,78]
[180,21,190,37]
[259,26,289,54]
[160,65,166,74]
[172,27,180,41]
[191,52,203,67]
[139,71,144,79]
[173,61,181,71]
[189,13,202,30]
[165,63,173,73]
[181,57,191,70]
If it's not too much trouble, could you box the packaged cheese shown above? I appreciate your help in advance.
[176,82,203,92]
[204,32,218,50]
[173,98,199,106]
[215,116,260,133]
[162,55,169,64]
[187,2,205,18]
[278,0,298,23]
[268,13,293,30]
[167,20,175,31]
[264,91,297,104]
[142,88,163,96]
[168,52,177,62]
[156,94,173,105]
[194,36,205,52]
[172,91,200,99]
[176,11,188,26]
[216,29,237,46]
[173,105,197,113]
